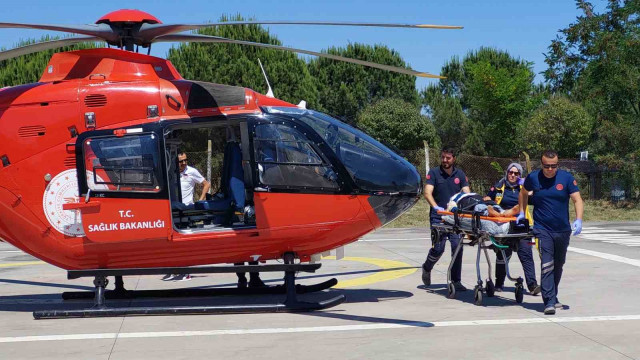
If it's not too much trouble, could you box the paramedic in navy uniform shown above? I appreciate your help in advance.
[484,162,540,295]
[517,150,584,315]
[422,146,470,291]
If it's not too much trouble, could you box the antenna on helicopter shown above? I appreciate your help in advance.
[257,58,274,98]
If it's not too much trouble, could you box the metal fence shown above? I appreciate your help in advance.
[184,150,224,197]
[399,146,639,202]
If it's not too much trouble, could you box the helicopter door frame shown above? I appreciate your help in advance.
[161,117,257,232]
[71,124,171,242]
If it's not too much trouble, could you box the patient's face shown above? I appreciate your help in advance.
[440,152,455,169]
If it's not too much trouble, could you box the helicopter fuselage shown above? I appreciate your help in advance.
[0,48,421,270]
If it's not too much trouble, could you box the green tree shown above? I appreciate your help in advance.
[544,1,640,107]
[167,14,318,109]
[423,88,485,154]
[423,47,541,157]
[519,96,594,158]
[0,36,101,86]
[356,98,439,150]
[543,1,640,198]
[309,43,420,124]
[544,0,640,152]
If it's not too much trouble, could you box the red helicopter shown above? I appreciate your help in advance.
[0,10,460,317]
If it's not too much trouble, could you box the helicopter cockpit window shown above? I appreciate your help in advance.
[253,123,338,190]
[263,107,421,194]
[82,134,162,193]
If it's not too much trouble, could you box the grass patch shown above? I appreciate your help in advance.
[386,198,430,228]
[386,198,640,228]
[574,200,640,222]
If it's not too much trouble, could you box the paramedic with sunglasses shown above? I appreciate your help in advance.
[517,150,584,315]
[484,162,540,295]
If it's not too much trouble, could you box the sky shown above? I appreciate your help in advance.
[0,0,603,91]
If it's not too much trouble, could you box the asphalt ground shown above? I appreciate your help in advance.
[1,222,640,359]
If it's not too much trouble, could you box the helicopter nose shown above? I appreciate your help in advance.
[365,162,422,227]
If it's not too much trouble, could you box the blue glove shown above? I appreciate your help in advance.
[572,219,582,235]
[433,206,445,212]
[516,211,526,223]
[517,177,525,186]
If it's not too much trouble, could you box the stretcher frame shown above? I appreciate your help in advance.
[432,210,533,305]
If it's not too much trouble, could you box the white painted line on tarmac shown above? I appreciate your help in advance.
[581,229,626,233]
[579,235,638,239]
[361,237,428,242]
[2,314,640,343]
[360,238,640,266]
[568,246,640,267]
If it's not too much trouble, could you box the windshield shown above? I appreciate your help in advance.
[263,107,421,194]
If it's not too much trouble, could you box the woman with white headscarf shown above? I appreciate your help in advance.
[485,162,540,295]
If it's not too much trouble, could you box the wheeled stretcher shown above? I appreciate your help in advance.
[432,210,533,305]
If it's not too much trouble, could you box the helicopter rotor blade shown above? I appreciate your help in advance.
[0,36,104,62]
[139,21,462,42]
[155,33,444,79]
[0,22,118,43]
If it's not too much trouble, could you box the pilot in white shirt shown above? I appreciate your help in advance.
[178,152,210,205]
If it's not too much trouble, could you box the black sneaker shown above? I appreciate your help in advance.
[529,284,541,296]
[421,266,431,286]
[173,274,191,282]
[453,281,467,291]
[161,274,174,281]
[544,306,556,315]
[494,286,503,292]
[248,277,266,288]
[555,300,563,309]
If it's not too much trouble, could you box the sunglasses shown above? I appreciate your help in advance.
[179,159,188,164]
[507,171,520,175]
[542,164,558,169]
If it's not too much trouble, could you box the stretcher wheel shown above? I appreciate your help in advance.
[447,282,456,299]
[485,280,495,297]
[431,228,441,244]
[515,285,524,303]
[474,286,483,306]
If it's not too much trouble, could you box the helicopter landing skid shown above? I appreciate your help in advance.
[60,276,338,300]
[33,263,345,319]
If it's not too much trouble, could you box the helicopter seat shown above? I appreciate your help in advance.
[194,141,245,224]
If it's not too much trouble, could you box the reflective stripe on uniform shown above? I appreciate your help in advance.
[542,260,555,274]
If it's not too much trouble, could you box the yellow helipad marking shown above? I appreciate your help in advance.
[322,256,416,288]
[0,261,46,268]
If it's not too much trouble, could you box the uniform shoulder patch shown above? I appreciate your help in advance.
[556,183,564,191]
[454,177,460,185]
[573,180,577,186]
[490,187,495,191]
[426,174,431,180]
